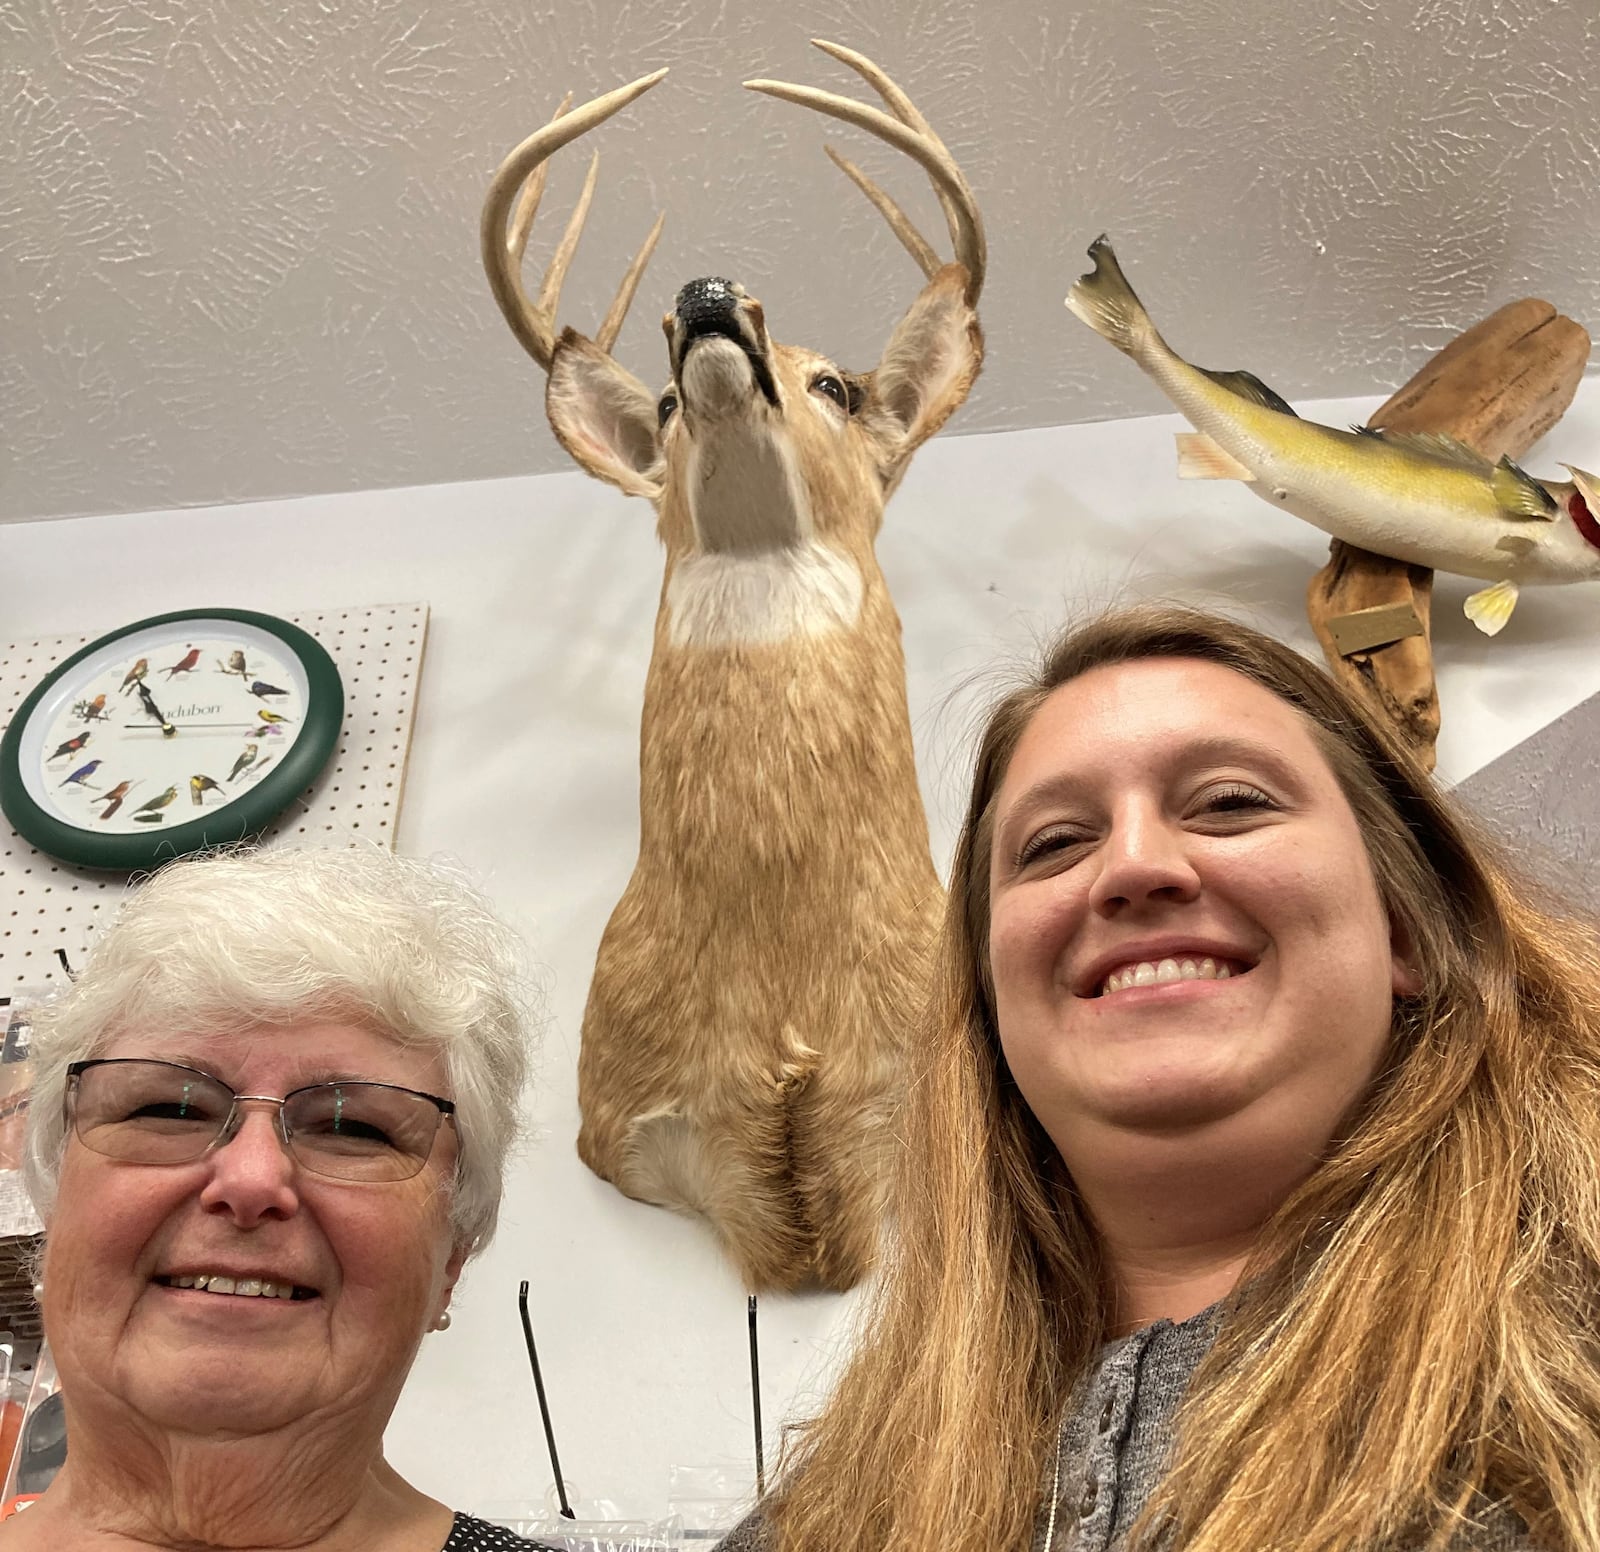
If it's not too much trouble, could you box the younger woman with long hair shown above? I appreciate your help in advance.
[723,605,1600,1552]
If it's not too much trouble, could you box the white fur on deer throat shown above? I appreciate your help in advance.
[666,539,864,648]
[668,347,864,649]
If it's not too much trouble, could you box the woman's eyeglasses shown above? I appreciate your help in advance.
[65,1058,456,1183]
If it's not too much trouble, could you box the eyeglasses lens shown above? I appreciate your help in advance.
[283,1083,442,1181]
[72,1061,230,1165]
[70,1061,444,1182]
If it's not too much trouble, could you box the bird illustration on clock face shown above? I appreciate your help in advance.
[96,781,133,821]
[71,694,110,723]
[132,786,178,823]
[49,731,92,763]
[30,634,311,838]
[161,647,201,681]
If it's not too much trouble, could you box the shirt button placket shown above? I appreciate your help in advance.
[1073,1356,1134,1549]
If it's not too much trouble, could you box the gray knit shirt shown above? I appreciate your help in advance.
[715,1302,1539,1551]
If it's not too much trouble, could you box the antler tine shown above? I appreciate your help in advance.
[481,67,668,370]
[745,51,984,304]
[596,208,666,352]
[534,150,600,320]
[507,91,574,266]
[823,145,939,280]
[808,39,965,266]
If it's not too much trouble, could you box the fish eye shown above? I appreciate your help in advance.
[810,374,849,410]
[657,393,679,428]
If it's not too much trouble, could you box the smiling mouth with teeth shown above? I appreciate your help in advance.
[154,1274,316,1301]
[1096,956,1246,997]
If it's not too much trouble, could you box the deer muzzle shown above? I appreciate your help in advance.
[667,277,779,409]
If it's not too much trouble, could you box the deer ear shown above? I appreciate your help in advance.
[546,330,664,500]
[865,264,983,492]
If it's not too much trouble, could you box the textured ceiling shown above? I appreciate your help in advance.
[5,0,1599,523]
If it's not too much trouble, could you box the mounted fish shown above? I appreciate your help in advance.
[1065,237,1600,636]
[482,43,984,1291]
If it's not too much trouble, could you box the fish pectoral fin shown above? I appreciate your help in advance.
[1176,432,1256,481]
[1491,455,1559,520]
[1495,533,1537,557]
[1198,367,1298,417]
[1463,580,1520,636]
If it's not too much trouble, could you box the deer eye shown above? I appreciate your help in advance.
[810,374,848,410]
[657,393,679,427]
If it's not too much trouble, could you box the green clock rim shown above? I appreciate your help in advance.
[0,608,344,872]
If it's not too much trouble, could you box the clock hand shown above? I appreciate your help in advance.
[133,682,176,736]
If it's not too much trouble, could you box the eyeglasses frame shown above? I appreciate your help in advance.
[64,1057,457,1181]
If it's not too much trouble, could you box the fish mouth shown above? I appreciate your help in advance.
[1562,465,1600,554]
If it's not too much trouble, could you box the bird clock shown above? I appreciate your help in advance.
[0,609,343,871]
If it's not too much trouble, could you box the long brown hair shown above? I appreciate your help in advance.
[765,604,1600,1552]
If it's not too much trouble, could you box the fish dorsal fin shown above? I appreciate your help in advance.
[1357,427,1493,470]
[1198,367,1298,417]
[1491,454,1559,520]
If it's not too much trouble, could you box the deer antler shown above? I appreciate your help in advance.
[481,68,669,370]
[744,40,985,305]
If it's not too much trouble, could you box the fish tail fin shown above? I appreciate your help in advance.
[1065,236,1161,360]
[1464,579,1520,636]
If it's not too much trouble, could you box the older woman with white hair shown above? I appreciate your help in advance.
[1,846,549,1551]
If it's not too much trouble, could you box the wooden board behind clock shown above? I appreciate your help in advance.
[0,602,429,993]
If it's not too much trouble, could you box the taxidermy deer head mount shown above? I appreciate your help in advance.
[481,41,983,1293]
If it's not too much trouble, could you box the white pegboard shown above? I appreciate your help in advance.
[0,602,429,992]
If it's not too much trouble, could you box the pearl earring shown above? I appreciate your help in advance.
[30,1282,43,1303]
[433,1309,452,1332]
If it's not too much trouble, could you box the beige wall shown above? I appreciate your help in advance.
[7,0,1598,522]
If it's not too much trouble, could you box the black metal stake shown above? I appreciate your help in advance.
[748,1294,765,1497]
[518,1279,575,1519]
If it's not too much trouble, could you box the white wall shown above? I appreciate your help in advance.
[5,387,1600,1523]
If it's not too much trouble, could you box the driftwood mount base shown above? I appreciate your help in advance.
[1306,299,1590,772]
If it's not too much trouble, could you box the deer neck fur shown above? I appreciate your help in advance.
[661,404,872,651]
[642,401,918,869]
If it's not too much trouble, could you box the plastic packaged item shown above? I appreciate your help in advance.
[483,1513,680,1551]
[480,1485,679,1549]
[0,994,43,1238]
[0,997,37,1173]
[0,1340,62,1518]
[666,1463,758,1541]
[0,1336,31,1495]
[0,1000,34,1064]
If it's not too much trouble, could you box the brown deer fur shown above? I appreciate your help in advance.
[551,272,978,1291]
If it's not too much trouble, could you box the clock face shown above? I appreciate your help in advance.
[1,610,343,871]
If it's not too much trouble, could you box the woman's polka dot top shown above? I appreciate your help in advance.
[442,1511,562,1550]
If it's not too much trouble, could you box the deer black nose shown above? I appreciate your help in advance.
[675,277,741,328]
